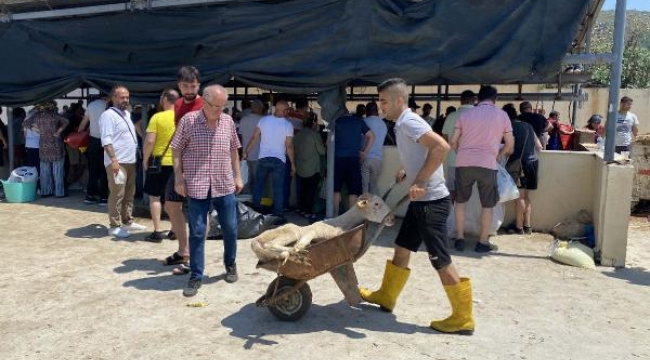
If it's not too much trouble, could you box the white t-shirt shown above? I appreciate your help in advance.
[25,128,40,149]
[615,111,639,147]
[257,115,293,162]
[87,99,107,139]
[239,113,263,161]
[395,109,449,201]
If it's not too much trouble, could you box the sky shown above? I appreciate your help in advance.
[603,0,650,11]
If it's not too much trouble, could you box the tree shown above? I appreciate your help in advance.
[588,10,650,88]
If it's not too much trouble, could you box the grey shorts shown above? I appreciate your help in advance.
[455,166,498,208]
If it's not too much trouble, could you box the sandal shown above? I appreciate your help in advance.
[172,262,190,275]
[162,252,188,266]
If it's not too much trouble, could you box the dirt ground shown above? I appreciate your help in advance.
[1,193,649,360]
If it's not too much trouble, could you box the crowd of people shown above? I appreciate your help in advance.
[0,67,640,334]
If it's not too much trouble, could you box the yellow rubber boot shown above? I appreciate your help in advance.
[359,260,410,312]
[430,277,475,335]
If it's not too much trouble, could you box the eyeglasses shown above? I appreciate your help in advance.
[204,98,226,109]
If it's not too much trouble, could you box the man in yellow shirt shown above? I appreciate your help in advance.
[143,89,179,242]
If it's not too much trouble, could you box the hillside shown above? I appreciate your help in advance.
[594,10,650,49]
[588,10,650,88]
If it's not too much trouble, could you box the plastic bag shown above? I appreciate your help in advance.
[550,240,595,269]
[208,201,281,239]
[239,160,249,186]
[447,185,505,238]
[114,169,126,185]
[8,166,38,183]
[497,164,519,203]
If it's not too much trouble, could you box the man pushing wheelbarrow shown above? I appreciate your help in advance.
[251,78,474,335]
[359,78,475,335]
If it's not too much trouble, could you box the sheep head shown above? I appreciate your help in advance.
[356,194,392,225]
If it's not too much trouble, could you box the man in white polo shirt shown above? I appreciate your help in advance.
[99,85,146,238]
[242,99,295,216]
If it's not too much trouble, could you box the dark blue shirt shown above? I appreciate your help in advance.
[334,115,370,158]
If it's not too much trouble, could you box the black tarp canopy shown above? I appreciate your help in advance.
[0,0,595,106]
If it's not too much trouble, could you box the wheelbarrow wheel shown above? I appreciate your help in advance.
[266,277,312,321]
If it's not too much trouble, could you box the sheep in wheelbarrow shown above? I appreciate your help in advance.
[251,194,394,265]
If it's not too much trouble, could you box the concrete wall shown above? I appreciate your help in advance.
[525,151,596,231]
[376,146,634,266]
[377,147,598,231]
[593,158,635,267]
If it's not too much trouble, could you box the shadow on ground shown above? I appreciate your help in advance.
[116,258,226,291]
[65,223,108,239]
[221,302,435,349]
[602,266,650,286]
[26,191,153,217]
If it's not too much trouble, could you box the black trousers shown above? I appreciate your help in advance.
[85,137,108,199]
[297,173,321,214]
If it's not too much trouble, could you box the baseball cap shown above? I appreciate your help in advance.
[408,97,420,109]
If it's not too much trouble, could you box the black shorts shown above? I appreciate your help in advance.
[455,166,499,208]
[395,197,452,270]
[165,172,186,202]
[519,160,538,190]
[334,156,362,195]
[144,166,173,197]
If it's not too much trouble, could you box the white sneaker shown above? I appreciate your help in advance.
[108,226,130,238]
[124,222,146,231]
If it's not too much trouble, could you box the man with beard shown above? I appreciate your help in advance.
[100,85,147,238]
[161,66,205,273]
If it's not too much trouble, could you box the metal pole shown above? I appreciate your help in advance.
[7,107,14,170]
[604,0,627,162]
[325,118,335,218]
[571,84,579,126]
[435,85,442,119]
[140,104,149,204]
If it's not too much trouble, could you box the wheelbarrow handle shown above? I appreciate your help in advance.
[360,194,410,256]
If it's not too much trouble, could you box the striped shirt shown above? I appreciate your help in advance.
[171,110,241,199]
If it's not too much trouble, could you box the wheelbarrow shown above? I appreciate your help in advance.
[255,191,409,321]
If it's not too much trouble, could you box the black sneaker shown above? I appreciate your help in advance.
[523,226,533,235]
[225,264,238,283]
[183,277,202,297]
[143,231,165,243]
[454,238,466,252]
[98,198,108,206]
[84,196,98,204]
[475,241,499,253]
[167,231,177,240]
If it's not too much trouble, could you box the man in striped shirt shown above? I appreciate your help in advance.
[171,84,244,297]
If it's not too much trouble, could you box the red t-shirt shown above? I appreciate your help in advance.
[174,96,204,124]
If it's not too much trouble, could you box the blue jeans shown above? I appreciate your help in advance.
[253,157,285,214]
[187,192,238,280]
